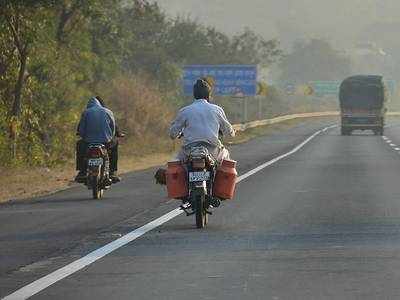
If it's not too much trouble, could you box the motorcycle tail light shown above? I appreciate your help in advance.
[89,169,100,176]
[192,158,206,169]
[88,147,103,157]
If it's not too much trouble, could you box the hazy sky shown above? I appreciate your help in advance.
[155,0,400,49]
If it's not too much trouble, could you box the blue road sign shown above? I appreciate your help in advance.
[183,65,257,96]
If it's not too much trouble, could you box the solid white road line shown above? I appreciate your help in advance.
[3,124,336,300]
[390,144,397,147]
[237,125,337,182]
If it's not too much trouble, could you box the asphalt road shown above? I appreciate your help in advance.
[4,117,400,299]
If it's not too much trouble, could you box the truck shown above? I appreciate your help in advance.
[339,75,387,136]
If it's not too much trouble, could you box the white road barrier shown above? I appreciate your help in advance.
[233,111,400,132]
[232,111,339,132]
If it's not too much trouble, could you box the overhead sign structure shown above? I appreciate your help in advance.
[183,65,257,96]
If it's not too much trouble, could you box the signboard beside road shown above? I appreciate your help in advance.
[183,65,257,96]
[385,79,396,96]
[309,81,341,96]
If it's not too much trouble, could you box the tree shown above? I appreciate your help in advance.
[278,39,352,85]
[229,28,282,66]
[0,0,285,167]
[0,1,51,158]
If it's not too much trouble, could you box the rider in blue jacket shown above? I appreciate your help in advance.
[75,97,120,182]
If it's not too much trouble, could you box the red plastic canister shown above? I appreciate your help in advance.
[166,161,188,199]
[213,159,237,200]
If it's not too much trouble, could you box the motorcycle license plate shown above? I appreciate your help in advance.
[88,158,103,166]
[189,171,210,182]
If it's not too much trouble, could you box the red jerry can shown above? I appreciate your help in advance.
[166,161,188,199]
[213,159,237,200]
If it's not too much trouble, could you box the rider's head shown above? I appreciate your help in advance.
[193,79,211,100]
[95,96,105,107]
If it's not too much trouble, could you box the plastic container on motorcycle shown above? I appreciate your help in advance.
[166,161,188,199]
[213,159,237,200]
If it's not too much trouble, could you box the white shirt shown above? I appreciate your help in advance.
[169,99,235,147]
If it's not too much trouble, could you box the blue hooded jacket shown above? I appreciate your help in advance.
[78,97,116,144]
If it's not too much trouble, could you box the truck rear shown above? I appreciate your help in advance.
[339,75,387,135]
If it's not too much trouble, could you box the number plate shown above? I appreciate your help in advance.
[353,118,368,123]
[88,158,103,166]
[189,171,210,182]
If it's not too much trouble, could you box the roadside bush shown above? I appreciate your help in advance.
[101,74,175,155]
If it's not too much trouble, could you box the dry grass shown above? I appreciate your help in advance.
[0,152,174,203]
[0,164,77,203]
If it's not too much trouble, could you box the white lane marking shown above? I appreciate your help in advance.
[322,126,333,132]
[382,135,400,151]
[3,124,337,300]
[2,210,183,300]
[237,125,337,182]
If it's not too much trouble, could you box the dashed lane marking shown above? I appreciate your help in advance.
[382,135,400,152]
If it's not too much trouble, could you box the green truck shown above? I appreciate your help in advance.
[339,75,387,136]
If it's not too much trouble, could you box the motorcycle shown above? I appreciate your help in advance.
[85,144,112,199]
[165,132,237,228]
[180,144,221,228]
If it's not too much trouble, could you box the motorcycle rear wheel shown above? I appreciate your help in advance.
[91,176,103,199]
[195,193,207,228]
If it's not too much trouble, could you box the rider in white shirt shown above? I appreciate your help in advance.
[169,79,235,162]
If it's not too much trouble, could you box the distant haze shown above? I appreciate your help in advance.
[155,0,400,49]
[155,0,400,79]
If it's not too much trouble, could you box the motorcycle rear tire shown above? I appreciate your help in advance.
[195,193,207,229]
[91,176,103,199]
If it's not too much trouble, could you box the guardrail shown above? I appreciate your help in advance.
[232,111,400,132]
[232,111,339,132]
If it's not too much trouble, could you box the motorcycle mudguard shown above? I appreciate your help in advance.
[88,166,101,177]
[191,182,207,194]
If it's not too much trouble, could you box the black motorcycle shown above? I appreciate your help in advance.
[85,144,112,199]
[180,145,220,228]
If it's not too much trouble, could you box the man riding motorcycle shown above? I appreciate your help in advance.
[169,78,235,163]
[75,97,121,183]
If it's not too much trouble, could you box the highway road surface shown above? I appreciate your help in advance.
[3,117,400,299]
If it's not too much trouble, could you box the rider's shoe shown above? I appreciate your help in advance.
[74,171,86,183]
[209,197,221,208]
[110,172,121,183]
[179,197,191,208]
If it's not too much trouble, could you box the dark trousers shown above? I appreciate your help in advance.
[76,139,118,172]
